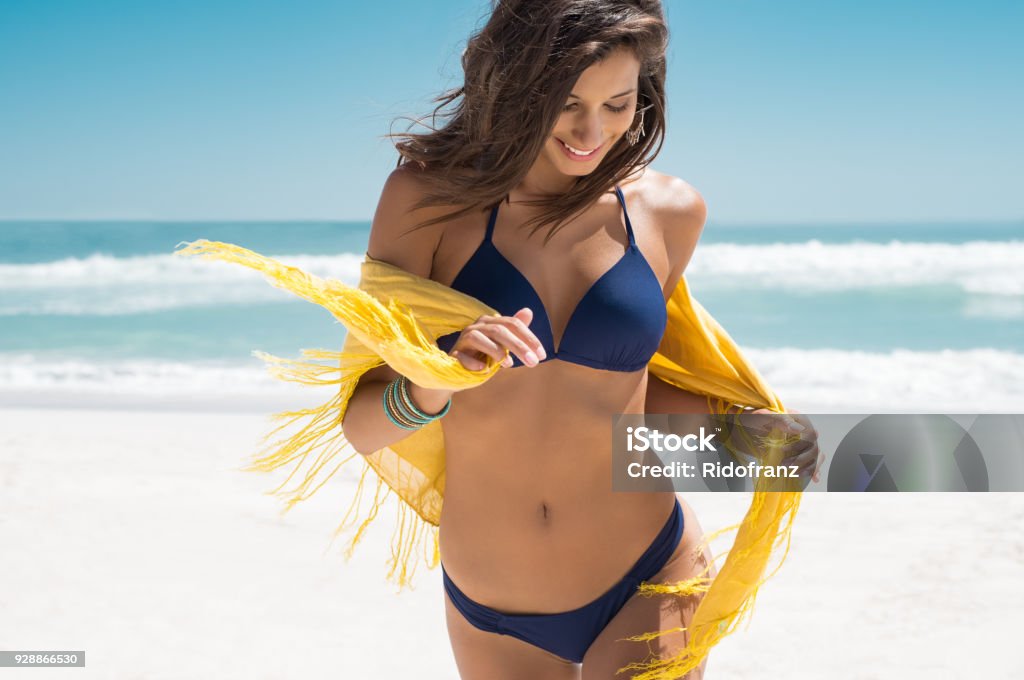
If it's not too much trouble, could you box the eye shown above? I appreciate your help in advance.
[562,102,631,114]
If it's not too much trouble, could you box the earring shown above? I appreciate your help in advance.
[626,105,650,146]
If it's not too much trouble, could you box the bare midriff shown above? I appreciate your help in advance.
[429,188,681,614]
[437,360,678,614]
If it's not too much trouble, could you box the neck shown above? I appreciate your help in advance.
[513,154,577,201]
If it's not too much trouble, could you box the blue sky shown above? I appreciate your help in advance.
[1,0,1021,223]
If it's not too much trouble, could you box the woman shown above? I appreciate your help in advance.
[338,1,818,677]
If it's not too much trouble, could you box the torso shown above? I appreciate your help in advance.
[430,170,686,613]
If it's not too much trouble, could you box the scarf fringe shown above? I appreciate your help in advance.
[177,239,804,675]
[617,493,801,679]
[618,397,803,679]
[233,347,438,591]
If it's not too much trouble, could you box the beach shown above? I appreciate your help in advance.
[3,0,1021,675]
[2,405,1022,679]
[2,221,1021,677]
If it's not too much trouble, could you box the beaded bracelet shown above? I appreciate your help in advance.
[382,378,421,430]
[381,375,451,430]
[397,374,450,420]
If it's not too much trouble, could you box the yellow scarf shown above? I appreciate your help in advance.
[175,239,802,680]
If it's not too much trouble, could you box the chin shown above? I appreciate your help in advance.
[558,163,597,177]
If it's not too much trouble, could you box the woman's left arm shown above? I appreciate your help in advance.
[642,175,827,483]
[654,174,707,302]
[643,173,709,415]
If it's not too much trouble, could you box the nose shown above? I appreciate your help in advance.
[571,111,603,149]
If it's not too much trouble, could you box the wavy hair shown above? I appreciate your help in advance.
[388,0,668,242]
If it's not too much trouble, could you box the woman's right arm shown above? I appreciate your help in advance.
[342,362,453,456]
[341,166,454,455]
[341,167,545,455]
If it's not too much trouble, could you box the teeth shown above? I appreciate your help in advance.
[561,140,596,156]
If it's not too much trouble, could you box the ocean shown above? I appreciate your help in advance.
[1,220,1022,412]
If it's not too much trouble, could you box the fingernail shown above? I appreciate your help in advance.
[524,351,538,366]
[537,347,547,360]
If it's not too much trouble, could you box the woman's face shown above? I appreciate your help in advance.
[542,47,642,177]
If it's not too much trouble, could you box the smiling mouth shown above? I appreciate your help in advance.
[557,138,603,159]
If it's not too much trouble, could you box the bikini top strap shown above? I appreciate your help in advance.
[614,185,637,247]
[484,202,499,242]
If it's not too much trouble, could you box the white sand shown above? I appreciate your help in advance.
[1,407,1022,679]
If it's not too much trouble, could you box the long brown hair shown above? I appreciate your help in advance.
[388,0,668,243]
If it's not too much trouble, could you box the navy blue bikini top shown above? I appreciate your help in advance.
[436,186,667,372]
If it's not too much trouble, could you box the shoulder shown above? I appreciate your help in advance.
[366,164,457,279]
[624,168,707,274]
[635,168,707,239]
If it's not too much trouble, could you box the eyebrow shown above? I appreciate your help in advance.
[567,88,636,100]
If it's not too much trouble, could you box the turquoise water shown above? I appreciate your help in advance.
[1,220,1021,263]
[1,220,1021,407]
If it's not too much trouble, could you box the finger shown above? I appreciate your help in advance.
[780,436,814,459]
[456,329,507,366]
[484,323,542,367]
[745,411,800,435]
[731,413,773,436]
[798,446,824,470]
[512,306,534,326]
[786,450,817,470]
[802,448,823,479]
[779,413,805,433]
[502,309,547,360]
[790,444,823,471]
[790,411,819,435]
[451,349,487,371]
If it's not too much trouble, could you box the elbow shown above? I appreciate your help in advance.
[340,413,373,457]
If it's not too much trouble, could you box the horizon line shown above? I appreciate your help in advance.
[1,217,1022,227]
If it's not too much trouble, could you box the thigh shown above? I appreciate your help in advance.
[581,496,717,679]
[444,591,581,680]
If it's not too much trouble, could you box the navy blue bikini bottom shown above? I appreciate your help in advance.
[442,499,684,664]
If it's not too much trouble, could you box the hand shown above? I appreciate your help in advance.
[753,408,823,483]
[783,410,824,483]
[449,307,547,372]
[730,409,824,483]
